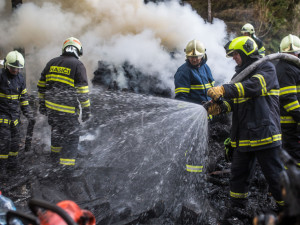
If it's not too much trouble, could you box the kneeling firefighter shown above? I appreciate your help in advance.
[37,37,91,170]
[0,51,34,176]
[207,36,284,220]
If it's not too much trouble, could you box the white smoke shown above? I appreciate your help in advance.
[0,0,235,92]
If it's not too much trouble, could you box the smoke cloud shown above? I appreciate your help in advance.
[0,0,235,92]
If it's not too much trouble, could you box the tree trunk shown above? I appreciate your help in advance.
[208,0,212,23]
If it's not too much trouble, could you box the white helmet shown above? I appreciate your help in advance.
[280,34,300,53]
[5,51,24,69]
[62,37,83,56]
[241,23,255,35]
[184,40,205,58]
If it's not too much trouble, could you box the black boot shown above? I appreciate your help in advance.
[6,157,19,173]
[50,152,59,165]
[219,199,249,224]
[0,159,9,182]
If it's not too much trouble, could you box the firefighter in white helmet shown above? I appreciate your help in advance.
[241,23,266,56]
[174,39,216,174]
[37,37,91,172]
[0,51,34,179]
[174,39,215,105]
[275,34,300,166]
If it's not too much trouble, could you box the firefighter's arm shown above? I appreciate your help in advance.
[223,62,276,99]
[174,70,191,101]
[20,84,34,120]
[75,62,91,122]
[37,68,47,115]
[279,73,300,122]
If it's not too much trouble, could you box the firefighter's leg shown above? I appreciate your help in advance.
[256,146,284,208]
[282,126,300,166]
[50,123,62,165]
[229,150,256,208]
[0,121,11,179]
[219,150,256,223]
[59,117,80,168]
[7,121,21,171]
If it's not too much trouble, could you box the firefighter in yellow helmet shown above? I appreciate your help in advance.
[275,34,300,166]
[241,23,266,56]
[174,39,215,104]
[0,51,34,179]
[37,37,91,172]
[207,36,284,222]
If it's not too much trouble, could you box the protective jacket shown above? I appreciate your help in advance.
[37,55,90,116]
[252,35,265,56]
[0,68,32,163]
[222,61,281,152]
[0,68,32,122]
[275,59,300,161]
[174,58,215,104]
[37,55,90,166]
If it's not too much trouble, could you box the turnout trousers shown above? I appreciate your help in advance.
[0,118,20,169]
[281,125,300,165]
[230,146,284,207]
[48,114,80,167]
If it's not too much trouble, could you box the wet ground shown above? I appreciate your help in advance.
[1,90,281,225]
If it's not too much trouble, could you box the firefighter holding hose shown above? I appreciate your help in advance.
[206,36,284,221]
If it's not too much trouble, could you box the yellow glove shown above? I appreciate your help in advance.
[207,86,225,101]
[207,102,221,116]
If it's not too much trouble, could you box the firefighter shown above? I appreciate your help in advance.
[0,51,34,176]
[241,23,266,56]
[275,34,300,166]
[37,37,91,170]
[207,36,284,220]
[174,39,215,105]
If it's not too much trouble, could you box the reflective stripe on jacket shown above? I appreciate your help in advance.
[222,61,281,152]
[174,59,215,104]
[275,59,300,126]
[252,35,265,57]
[37,55,90,115]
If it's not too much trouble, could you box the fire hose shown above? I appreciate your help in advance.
[203,53,300,110]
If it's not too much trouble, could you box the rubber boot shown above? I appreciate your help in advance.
[6,157,19,174]
[0,160,9,182]
[219,199,248,224]
[50,152,60,165]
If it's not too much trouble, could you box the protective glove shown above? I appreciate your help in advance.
[81,108,91,122]
[207,102,221,116]
[224,137,234,162]
[207,86,225,101]
[39,100,47,116]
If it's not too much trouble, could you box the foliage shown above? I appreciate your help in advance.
[183,0,300,53]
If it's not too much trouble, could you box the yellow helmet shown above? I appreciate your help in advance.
[184,40,205,58]
[280,34,300,53]
[224,36,258,57]
[62,37,83,56]
[5,50,25,69]
[241,23,255,35]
